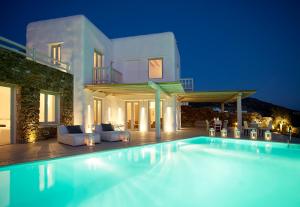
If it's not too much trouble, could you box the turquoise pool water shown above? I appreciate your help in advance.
[1,137,300,207]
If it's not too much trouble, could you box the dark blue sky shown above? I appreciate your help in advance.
[1,0,299,110]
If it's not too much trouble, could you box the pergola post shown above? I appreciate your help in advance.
[237,93,242,131]
[221,103,225,113]
[155,89,161,139]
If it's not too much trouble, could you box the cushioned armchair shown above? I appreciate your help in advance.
[95,124,130,142]
[57,125,100,146]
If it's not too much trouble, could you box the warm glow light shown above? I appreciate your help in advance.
[209,128,215,137]
[165,106,173,133]
[221,128,227,138]
[140,106,147,132]
[250,129,257,140]
[234,128,240,138]
[86,105,92,133]
[117,107,122,125]
[264,130,272,141]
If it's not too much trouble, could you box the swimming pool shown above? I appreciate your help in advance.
[1,137,300,207]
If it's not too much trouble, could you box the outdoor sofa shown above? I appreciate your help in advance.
[95,124,130,142]
[57,125,100,146]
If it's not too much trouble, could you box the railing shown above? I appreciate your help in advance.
[0,36,70,73]
[93,66,123,84]
[180,78,194,91]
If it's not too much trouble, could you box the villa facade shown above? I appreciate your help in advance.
[0,15,255,145]
[26,15,183,136]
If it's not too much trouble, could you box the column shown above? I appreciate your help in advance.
[155,89,161,139]
[237,93,242,131]
[221,103,225,113]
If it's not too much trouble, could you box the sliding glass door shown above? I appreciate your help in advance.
[148,101,163,130]
[93,99,102,125]
[126,102,140,130]
[0,86,12,145]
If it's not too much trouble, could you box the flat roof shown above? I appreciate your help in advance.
[177,90,256,103]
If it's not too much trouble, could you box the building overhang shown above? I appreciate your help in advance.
[177,90,256,103]
[85,81,185,96]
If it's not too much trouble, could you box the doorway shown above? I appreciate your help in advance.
[93,98,102,125]
[148,101,163,130]
[126,102,140,130]
[0,86,12,145]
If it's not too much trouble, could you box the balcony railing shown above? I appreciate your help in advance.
[93,66,122,84]
[180,78,194,91]
[0,36,70,72]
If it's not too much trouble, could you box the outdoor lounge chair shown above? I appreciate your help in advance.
[57,125,100,146]
[95,124,131,142]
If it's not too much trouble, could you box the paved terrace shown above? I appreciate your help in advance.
[0,128,299,167]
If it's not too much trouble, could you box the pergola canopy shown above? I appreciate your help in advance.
[177,90,256,103]
[85,82,255,103]
[85,81,185,96]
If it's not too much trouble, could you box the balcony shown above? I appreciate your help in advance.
[0,36,70,73]
[93,66,122,84]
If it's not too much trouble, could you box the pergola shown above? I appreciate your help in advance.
[85,82,255,138]
[86,81,185,139]
[177,90,256,130]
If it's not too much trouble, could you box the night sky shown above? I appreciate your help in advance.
[1,0,299,110]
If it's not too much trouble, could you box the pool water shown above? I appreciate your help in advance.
[1,137,300,207]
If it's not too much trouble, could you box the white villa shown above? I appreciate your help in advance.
[0,15,255,144]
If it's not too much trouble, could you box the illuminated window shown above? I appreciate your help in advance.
[51,44,61,64]
[39,93,59,124]
[148,58,163,79]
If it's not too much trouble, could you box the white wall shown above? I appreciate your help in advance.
[26,15,181,130]
[112,32,180,83]
[27,15,85,125]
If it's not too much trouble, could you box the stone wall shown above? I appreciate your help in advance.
[0,48,73,143]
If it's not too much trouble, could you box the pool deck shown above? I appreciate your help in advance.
[0,128,299,167]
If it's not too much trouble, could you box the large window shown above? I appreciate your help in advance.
[39,93,59,124]
[148,58,163,79]
[51,44,62,65]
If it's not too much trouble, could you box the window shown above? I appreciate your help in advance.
[148,58,163,79]
[39,93,59,124]
[51,44,61,64]
[93,99,102,124]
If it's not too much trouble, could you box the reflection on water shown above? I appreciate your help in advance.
[0,138,300,207]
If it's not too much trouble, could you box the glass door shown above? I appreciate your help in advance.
[148,101,163,130]
[93,99,102,125]
[0,86,11,145]
[126,102,139,130]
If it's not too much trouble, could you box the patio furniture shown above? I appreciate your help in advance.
[214,120,222,132]
[223,120,228,129]
[258,121,272,137]
[95,124,131,142]
[205,120,210,131]
[57,125,100,146]
[243,121,256,136]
